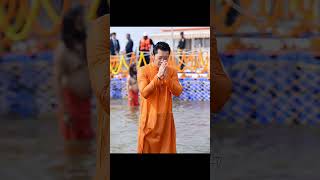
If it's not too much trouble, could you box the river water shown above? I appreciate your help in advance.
[111,99,210,153]
[0,116,97,180]
[0,98,210,180]
[211,123,320,180]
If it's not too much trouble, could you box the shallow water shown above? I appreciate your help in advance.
[0,117,96,180]
[211,125,320,180]
[110,99,210,153]
[0,98,210,179]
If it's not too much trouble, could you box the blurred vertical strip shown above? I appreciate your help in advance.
[97,0,109,18]
[225,0,240,27]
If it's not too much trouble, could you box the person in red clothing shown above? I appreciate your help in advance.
[54,6,94,141]
[127,63,139,107]
[139,32,154,67]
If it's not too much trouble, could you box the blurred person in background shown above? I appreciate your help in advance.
[110,32,120,55]
[53,6,94,142]
[127,63,139,107]
[177,31,186,70]
[224,0,240,27]
[0,32,12,54]
[139,32,154,67]
[86,0,109,179]
[125,33,134,64]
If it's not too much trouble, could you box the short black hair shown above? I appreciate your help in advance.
[129,63,137,78]
[180,32,184,35]
[62,5,86,50]
[152,42,171,55]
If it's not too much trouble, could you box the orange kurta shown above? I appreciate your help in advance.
[137,64,183,153]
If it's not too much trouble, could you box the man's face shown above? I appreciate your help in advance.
[153,49,170,67]
[126,34,130,39]
[143,36,148,40]
[112,34,116,39]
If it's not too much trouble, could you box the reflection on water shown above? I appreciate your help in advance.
[61,141,95,180]
[110,99,210,153]
[0,118,96,180]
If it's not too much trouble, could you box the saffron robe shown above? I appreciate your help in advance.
[137,64,183,153]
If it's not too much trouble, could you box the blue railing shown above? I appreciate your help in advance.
[214,52,320,125]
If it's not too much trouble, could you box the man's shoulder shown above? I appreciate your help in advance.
[167,65,177,71]
[143,64,152,70]
[168,66,178,74]
[137,66,148,79]
[137,65,146,73]
[139,64,153,72]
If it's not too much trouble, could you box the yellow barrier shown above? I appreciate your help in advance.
[0,0,40,41]
[110,51,210,76]
[0,0,101,41]
[41,0,61,23]
[12,0,28,32]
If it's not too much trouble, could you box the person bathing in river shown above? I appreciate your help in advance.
[54,6,94,142]
[127,63,139,107]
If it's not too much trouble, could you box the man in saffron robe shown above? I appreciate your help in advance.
[137,42,183,153]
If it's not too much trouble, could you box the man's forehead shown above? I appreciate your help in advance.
[156,50,170,56]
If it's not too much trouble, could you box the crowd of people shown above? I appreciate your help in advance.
[110,31,189,108]
[110,31,187,68]
[111,30,188,110]
[110,31,154,66]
